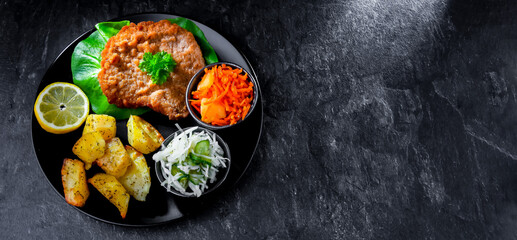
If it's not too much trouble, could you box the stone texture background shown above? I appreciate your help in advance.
[2,0,517,239]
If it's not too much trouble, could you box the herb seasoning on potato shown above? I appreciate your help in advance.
[61,158,89,207]
[127,115,164,154]
[118,146,151,201]
[83,114,117,141]
[96,137,131,178]
[72,131,106,170]
[88,173,130,219]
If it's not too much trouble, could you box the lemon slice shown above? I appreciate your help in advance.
[34,82,90,134]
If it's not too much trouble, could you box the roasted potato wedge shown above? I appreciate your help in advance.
[72,131,105,170]
[127,115,164,154]
[88,173,129,219]
[61,158,89,207]
[118,146,151,201]
[83,114,116,141]
[96,137,131,177]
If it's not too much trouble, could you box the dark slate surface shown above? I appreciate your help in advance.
[2,0,517,239]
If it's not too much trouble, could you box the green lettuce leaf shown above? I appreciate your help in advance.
[95,21,131,42]
[71,18,219,120]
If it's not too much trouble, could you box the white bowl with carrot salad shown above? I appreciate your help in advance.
[186,62,258,130]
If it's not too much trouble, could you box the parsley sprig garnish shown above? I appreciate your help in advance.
[139,51,176,85]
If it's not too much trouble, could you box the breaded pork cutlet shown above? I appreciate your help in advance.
[98,20,205,120]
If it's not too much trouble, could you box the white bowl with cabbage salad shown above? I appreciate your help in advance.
[153,125,230,197]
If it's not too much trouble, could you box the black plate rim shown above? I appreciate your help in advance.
[30,12,263,227]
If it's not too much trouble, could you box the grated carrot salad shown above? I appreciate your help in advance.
[190,64,254,126]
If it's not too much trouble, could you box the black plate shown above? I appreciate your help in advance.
[31,13,262,227]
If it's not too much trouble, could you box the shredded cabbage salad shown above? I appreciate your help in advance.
[153,126,228,197]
